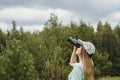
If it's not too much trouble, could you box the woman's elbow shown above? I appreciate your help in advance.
[69,63,76,67]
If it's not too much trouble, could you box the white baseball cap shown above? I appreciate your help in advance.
[77,39,95,55]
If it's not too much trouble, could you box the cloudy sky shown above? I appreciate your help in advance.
[0,0,120,32]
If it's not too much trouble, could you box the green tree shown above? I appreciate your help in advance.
[0,29,6,53]
[93,51,112,79]
[0,55,11,80]
[3,39,35,80]
[95,22,120,76]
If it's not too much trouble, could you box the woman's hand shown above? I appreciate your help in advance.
[73,46,77,52]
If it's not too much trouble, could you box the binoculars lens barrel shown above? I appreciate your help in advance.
[68,37,80,48]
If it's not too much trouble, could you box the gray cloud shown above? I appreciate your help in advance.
[1,0,120,18]
[0,0,120,30]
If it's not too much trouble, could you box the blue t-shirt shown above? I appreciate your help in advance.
[68,62,85,80]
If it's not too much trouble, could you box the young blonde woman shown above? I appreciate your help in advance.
[68,39,95,80]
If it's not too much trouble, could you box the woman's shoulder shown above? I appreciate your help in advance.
[68,62,85,80]
[74,62,83,67]
[72,62,84,72]
[70,62,83,68]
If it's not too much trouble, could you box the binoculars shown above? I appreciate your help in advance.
[68,36,81,48]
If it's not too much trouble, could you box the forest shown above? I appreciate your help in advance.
[0,14,120,80]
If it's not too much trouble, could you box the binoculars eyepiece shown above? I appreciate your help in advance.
[67,36,81,48]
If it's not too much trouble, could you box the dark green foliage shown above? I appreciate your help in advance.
[0,15,120,80]
[93,51,112,79]
[0,39,35,80]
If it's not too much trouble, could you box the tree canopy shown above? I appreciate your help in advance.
[0,14,120,80]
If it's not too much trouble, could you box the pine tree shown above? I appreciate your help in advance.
[3,39,35,80]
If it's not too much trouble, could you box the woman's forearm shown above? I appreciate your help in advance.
[70,50,77,64]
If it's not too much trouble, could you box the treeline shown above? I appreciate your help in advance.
[0,14,120,80]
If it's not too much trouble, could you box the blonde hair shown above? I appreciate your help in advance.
[80,46,94,80]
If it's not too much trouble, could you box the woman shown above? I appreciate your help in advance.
[68,39,95,80]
